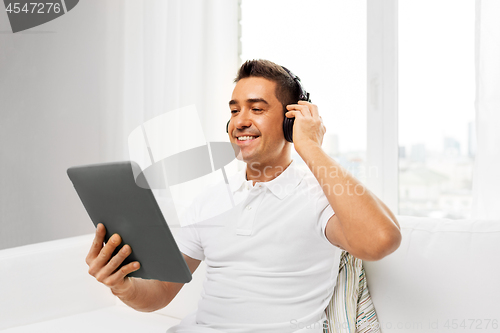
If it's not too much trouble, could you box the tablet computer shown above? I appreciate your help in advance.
[67,161,192,283]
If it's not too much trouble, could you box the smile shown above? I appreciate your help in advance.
[237,136,259,141]
[235,136,260,146]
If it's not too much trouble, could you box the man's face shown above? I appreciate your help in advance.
[228,77,288,166]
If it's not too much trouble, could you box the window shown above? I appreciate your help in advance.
[240,0,367,182]
[398,0,475,219]
[240,0,475,219]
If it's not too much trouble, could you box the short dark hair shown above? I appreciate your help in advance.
[234,59,301,113]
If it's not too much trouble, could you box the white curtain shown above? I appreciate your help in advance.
[472,0,500,219]
[113,0,241,225]
[117,0,240,153]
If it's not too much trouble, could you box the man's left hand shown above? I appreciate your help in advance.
[285,101,326,154]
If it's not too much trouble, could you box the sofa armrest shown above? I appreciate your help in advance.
[0,234,116,330]
[363,216,500,330]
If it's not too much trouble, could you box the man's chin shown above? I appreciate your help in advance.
[236,152,259,165]
[233,146,252,162]
[236,154,251,163]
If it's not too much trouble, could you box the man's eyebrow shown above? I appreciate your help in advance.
[229,98,269,106]
[247,98,269,105]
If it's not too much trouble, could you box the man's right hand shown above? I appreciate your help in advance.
[86,223,141,296]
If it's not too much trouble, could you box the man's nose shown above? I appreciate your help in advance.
[233,109,253,131]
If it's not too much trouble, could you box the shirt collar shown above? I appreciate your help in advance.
[228,160,306,200]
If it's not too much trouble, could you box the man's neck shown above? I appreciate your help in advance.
[245,159,293,185]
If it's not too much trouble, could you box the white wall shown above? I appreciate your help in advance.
[0,0,125,249]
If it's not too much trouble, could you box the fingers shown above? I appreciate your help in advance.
[85,225,141,291]
[86,223,106,266]
[105,261,141,288]
[94,244,132,281]
[307,102,320,118]
[286,101,319,118]
[88,233,122,275]
[286,102,311,117]
[285,110,303,119]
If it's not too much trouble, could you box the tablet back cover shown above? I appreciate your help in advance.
[67,161,192,283]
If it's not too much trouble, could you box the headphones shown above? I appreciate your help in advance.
[226,66,311,143]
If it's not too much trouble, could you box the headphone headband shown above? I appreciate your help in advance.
[280,66,311,103]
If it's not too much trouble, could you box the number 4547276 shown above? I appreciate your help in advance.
[443,319,498,330]
[5,2,61,14]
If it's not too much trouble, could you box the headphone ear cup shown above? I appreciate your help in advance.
[283,117,294,143]
[226,120,230,133]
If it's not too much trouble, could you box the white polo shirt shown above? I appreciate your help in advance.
[169,160,342,333]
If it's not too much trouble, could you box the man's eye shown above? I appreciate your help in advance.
[231,110,239,114]
[252,108,262,112]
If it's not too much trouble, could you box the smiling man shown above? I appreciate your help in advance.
[85,59,401,333]
[228,60,400,260]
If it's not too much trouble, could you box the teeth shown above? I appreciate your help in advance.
[238,136,258,141]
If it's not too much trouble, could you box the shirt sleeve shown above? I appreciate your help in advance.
[315,189,336,245]
[174,207,205,261]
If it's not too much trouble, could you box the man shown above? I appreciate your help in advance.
[86,59,401,332]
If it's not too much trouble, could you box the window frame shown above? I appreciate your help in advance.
[366,0,399,214]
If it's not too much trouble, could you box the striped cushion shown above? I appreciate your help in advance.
[323,251,381,333]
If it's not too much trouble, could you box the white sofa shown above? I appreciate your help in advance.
[1,216,499,332]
